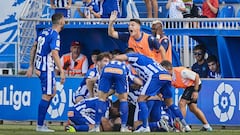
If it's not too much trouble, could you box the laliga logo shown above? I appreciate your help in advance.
[213,82,236,122]
[47,82,66,119]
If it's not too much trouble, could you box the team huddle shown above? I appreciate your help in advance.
[26,12,212,132]
[67,50,188,132]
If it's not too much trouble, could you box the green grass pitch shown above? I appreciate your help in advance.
[0,124,240,135]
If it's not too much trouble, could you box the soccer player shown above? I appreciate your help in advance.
[26,13,66,132]
[75,52,112,102]
[114,51,187,132]
[161,60,213,132]
[151,20,172,63]
[108,11,166,61]
[91,60,132,132]
[66,97,115,132]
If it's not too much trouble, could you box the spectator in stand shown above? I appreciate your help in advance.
[77,0,101,18]
[89,49,101,69]
[182,0,193,17]
[100,0,121,18]
[201,0,219,18]
[191,45,209,78]
[206,55,221,78]
[60,41,88,76]
[144,0,158,18]
[50,0,72,9]
[166,0,186,18]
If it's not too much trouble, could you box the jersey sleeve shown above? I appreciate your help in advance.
[148,36,161,50]
[86,68,97,79]
[160,38,170,51]
[50,32,60,51]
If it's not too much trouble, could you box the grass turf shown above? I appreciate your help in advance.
[0,124,240,135]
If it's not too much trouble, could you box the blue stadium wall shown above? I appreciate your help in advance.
[1,76,240,125]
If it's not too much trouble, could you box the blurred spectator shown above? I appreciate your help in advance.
[60,41,89,76]
[166,0,186,18]
[201,0,219,18]
[206,55,221,78]
[100,0,121,18]
[182,0,201,18]
[191,45,209,78]
[144,0,158,18]
[50,0,72,18]
[182,0,193,17]
[77,0,100,18]
[89,49,101,69]
[50,0,72,9]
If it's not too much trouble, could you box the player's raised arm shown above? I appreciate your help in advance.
[108,11,119,39]
[113,54,128,61]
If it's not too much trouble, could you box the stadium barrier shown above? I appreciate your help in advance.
[0,76,239,125]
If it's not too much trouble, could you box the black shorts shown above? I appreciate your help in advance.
[181,84,202,104]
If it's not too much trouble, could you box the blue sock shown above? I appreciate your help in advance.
[120,101,128,127]
[38,99,51,126]
[169,104,183,120]
[95,100,107,126]
[147,100,154,116]
[138,102,148,128]
[149,122,158,130]
[73,124,89,131]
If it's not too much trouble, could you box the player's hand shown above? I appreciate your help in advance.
[191,91,198,101]
[60,70,66,84]
[66,5,71,9]
[26,67,33,77]
[88,6,93,11]
[109,10,118,23]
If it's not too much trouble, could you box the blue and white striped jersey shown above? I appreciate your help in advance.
[126,53,168,82]
[34,28,60,72]
[73,97,110,124]
[75,67,100,99]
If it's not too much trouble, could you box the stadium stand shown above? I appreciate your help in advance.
[218,5,235,18]
[13,0,240,77]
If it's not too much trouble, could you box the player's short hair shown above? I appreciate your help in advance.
[160,60,173,70]
[130,18,141,25]
[96,52,112,62]
[207,55,218,64]
[193,44,206,54]
[125,47,134,53]
[91,49,101,55]
[110,49,122,55]
[51,13,64,25]
[152,20,163,26]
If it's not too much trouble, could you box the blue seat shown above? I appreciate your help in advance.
[219,0,240,4]
[218,5,235,18]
